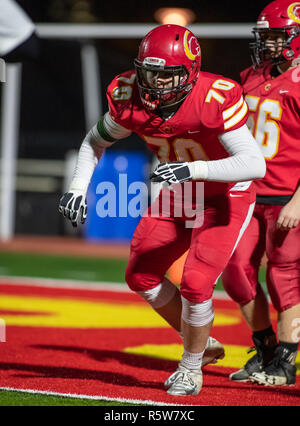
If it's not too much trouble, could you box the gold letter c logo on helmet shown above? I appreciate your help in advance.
[183,30,201,61]
[287,2,300,24]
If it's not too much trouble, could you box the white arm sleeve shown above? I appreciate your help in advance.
[103,112,132,140]
[0,0,35,55]
[188,124,266,182]
[69,113,131,193]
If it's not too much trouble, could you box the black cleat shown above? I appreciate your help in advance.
[251,346,297,386]
[230,334,277,382]
[230,349,263,382]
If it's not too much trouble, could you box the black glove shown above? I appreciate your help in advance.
[150,162,192,185]
[59,191,87,228]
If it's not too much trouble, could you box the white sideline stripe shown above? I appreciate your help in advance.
[0,276,130,292]
[0,387,186,406]
[0,275,232,300]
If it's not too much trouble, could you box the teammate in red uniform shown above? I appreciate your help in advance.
[223,0,300,386]
[59,24,265,395]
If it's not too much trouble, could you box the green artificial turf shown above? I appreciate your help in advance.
[0,390,141,406]
[0,251,267,291]
[0,251,128,284]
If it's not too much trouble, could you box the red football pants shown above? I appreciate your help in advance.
[125,194,255,304]
[222,204,300,312]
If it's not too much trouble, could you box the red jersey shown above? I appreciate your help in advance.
[106,70,250,198]
[241,64,300,197]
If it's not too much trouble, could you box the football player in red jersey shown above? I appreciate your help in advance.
[223,0,300,386]
[59,24,265,395]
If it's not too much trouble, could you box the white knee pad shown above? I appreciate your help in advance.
[137,278,177,309]
[181,296,215,327]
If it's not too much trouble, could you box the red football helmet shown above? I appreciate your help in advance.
[134,24,201,110]
[250,0,300,67]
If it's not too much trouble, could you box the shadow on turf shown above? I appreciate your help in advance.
[31,344,179,372]
[1,343,299,399]
[0,358,299,401]
[0,361,165,391]
[0,343,234,393]
[31,344,300,378]
[2,343,180,391]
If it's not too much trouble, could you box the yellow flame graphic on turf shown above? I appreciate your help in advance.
[123,343,300,372]
[0,295,239,328]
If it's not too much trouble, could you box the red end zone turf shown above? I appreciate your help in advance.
[0,281,299,406]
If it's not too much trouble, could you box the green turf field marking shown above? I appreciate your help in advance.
[0,388,179,407]
[0,252,128,283]
[0,251,267,292]
[0,390,139,406]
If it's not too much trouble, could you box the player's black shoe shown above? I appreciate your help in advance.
[230,334,277,382]
[230,350,263,382]
[250,345,297,386]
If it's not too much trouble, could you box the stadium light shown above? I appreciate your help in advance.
[154,8,196,26]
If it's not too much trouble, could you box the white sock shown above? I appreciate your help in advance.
[179,334,213,346]
[180,349,204,371]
